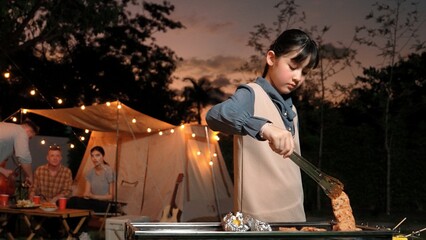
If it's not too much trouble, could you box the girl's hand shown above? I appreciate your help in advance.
[261,123,294,158]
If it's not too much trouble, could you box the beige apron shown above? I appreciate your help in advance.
[233,83,305,222]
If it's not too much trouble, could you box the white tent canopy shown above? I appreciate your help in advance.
[26,101,233,221]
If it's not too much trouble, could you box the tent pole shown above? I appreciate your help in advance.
[114,101,120,204]
[204,126,222,220]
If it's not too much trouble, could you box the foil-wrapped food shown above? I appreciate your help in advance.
[222,212,271,232]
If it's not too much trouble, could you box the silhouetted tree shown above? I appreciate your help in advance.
[353,0,424,215]
[181,77,227,124]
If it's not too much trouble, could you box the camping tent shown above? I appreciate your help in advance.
[26,101,233,221]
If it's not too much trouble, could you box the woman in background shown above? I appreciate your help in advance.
[68,145,115,212]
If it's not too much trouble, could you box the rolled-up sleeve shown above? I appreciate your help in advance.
[206,85,269,140]
[14,130,32,164]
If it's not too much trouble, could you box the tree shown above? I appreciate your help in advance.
[353,0,424,215]
[0,1,185,125]
[181,77,228,124]
[340,51,426,213]
[0,0,122,67]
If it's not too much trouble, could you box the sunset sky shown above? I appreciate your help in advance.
[141,0,426,96]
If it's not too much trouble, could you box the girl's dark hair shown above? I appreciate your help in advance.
[90,146,109,165]
[262,29,319,77]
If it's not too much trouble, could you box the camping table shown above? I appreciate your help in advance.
[0,206,91,240]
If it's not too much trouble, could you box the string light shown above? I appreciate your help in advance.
[80,136,85,141]
[12,117,17,122]
[147,128,152,133]
[41,139,46,145]
[80,105,85,110]
[4,72,10,78]
[132,118,136,123]
[22,109,28,114]
[106,102,111,106]
[209,161,214,166]
[158,131,163,136]
[57,98,63,104]
[180,124,185,129]
[191,133,196,138]
[170,129,175,134]
[85,129,90,134]
[213,153,217,157]
[70,144,75,149]
[196,151,201,156]
[30,89,36,95]
[117,104,122,109]
[214,135,220,141]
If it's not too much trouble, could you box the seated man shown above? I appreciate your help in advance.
[29,145,72,238]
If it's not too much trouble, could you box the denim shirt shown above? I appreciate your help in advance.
[206,77,296,140]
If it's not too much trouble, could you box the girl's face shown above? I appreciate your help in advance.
[91,150,104,167]
[265,49,312,94]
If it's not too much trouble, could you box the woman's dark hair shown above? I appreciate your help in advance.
[262,29,319,77]
[90,146,109,165]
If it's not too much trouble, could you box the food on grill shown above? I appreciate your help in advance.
[16,199,36,208]
[300,226,327,232]
[331,191,361,231]
[40,202,57,209]
[278,226,327,232]
[278,227,298,232]
[222,212,271,232]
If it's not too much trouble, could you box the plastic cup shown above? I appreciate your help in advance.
[58,197,67,210]
[33,196,41,204]
[0,194,9,206]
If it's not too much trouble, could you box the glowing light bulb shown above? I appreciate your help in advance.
[57,99,63,104]
[22,109,28,114]
[81,105,85,110]
[85,129,90,133]
[70,144,75,149]
[170,129,175,134]
[41,139,46,145]
[191,133,196,138]
[12,117,17,122]
[209,161,214,166]
[214,135,220,141]
[147,128,152,133]
[4,72,10,78]
[106,102,111,106]
[180,125,185,129]
[117,104,122,109]
[80,136,85,141]
[213,153,218,157]
[196,151,201,156]
[30,89,36,95]
[159,131,163,136]
[132,118,136,123]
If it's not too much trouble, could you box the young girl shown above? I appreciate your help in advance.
[206,29,319,222]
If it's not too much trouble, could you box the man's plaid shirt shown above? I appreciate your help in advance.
[30,164,72,200]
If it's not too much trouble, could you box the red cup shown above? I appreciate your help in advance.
[33,196,40,204]
[0,194,9,206]
[59,197,67,210]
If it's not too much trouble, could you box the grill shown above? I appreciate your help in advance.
[129,221,396,239]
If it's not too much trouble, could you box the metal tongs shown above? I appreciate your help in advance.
[289,152,344,199]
